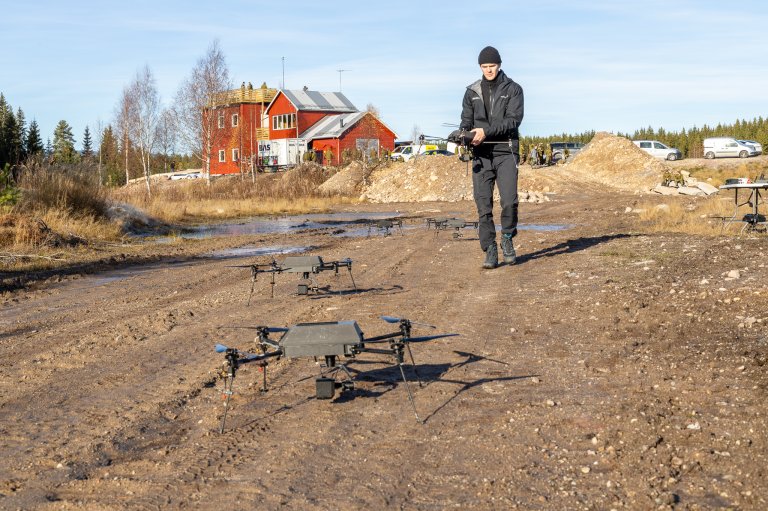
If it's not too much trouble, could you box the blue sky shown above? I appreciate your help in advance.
[2,0,767,148]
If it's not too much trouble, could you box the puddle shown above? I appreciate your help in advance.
[518,224,571,232]
[176,212,404,239]
[208,245,309,259]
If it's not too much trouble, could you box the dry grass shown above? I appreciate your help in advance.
[634,195,751,236]
[1,169,122,251]
[683,160,768,187]
[110,164,357,222]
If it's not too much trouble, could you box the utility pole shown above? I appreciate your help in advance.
[337,69,350,92]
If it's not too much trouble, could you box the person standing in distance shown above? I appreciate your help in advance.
[460,46,524,269]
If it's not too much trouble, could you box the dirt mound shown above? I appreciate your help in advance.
[361,157,474,203]
[317,161,369,196]
[276,163,329,196]
[562,132,671,192]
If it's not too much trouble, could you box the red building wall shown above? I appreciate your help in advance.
[209,103,268,175]
[312,114,396,165]
[266,94,299,140]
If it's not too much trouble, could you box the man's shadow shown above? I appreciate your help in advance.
[514,233,634,265]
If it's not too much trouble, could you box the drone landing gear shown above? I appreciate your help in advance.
[317,355,354,399]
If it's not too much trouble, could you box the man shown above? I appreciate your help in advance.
[460,46,524,269]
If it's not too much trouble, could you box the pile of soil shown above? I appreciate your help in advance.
[561,132,673,192]
[361,157,473,203]
[276,162,328,196]
[317,161,369,196]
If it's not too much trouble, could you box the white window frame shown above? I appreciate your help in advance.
[218,112,225,129]
[218,149,226,162]
[272,113,297,130]
[232,113,239,127]
[232,148,239,162]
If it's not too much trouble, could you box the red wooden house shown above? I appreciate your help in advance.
[207,86,396,174]
[207,83,277,175]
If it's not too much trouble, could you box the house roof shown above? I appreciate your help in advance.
[299,112,368,139]
[277,89,358,113]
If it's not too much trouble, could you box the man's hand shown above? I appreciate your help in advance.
[470,128,486,146]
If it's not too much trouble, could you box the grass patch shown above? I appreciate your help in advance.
[633,196,747,235]
[686,161,768,187]
[111,164,358,222]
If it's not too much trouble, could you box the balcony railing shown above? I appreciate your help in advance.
[210,86,277,107]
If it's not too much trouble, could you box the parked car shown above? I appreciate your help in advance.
[549,142,585,162]
[390,143,439,162]
[738,139,763,155]
[169,171,202,180]
[423,149,455,157]
[633,140,683,161]
[703,137,759,159]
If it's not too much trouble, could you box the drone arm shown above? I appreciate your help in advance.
[363,331,403,343]
[239,349,283,365]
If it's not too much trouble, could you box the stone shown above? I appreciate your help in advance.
[695,182,719,195]
[727,270,741,279]
[653,185,679,196]
[678,186,705,196]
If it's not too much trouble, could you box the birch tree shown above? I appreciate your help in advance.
[126,65,161,195]
[173,40,232,184]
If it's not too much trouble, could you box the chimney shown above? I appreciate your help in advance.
[340,118,344,128]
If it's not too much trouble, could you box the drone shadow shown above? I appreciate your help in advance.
[515,233,634,265]
[342,350,537,422]
[307,284,405,300]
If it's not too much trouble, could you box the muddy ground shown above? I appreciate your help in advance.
[1,187,767,510]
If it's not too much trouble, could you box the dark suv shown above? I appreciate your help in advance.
[549,142,585,162]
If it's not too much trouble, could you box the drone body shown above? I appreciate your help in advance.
[214,317,458,431]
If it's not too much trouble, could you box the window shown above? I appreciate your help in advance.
[218,113,224,129]
[639,142,651,149]
[653,142,667,149]
[232,148,239,162]
[272,113,297,130]
[232,113,239,127]
[218,149,226,162]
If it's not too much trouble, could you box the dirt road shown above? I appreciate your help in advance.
[1,192,767,510]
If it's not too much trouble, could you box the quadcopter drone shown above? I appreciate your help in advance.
[425,217,479,239]
[231,255,356,301]
[214,316,458,431]
[367,218,404,237]
[436,218,479,239]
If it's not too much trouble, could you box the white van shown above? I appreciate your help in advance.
[633,140,682,161]
[703,137,759,159]
[390,143,438,162]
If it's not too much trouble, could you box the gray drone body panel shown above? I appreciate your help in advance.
[447,218,466,228]
[282,256,323,273]
[279,321,364,357]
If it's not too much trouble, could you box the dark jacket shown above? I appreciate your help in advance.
[460,69,524,156]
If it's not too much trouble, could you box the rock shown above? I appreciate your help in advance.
[695,182,720,195]
[680,170,691,179]
[678,186,705,196]
[727,270,741,279]
[625,206,633,213]
[653,185,679,196]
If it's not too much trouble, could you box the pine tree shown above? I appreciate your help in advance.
[26,120,44,156]
[52,120,78,163]
[15,108,27,162]
[45,138,53,159]
[0,93,10,167]
[82,125,93,158]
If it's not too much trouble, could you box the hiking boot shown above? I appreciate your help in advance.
[501,234,516,264]
[482,243,498,269]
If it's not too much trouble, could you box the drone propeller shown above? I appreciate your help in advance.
[221,326,289,333]
[214,343,229,353]
[380,315,436,329]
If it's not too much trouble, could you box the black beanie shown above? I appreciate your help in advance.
[478,46,501,65]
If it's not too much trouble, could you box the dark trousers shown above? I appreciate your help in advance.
[472,153,518,251]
